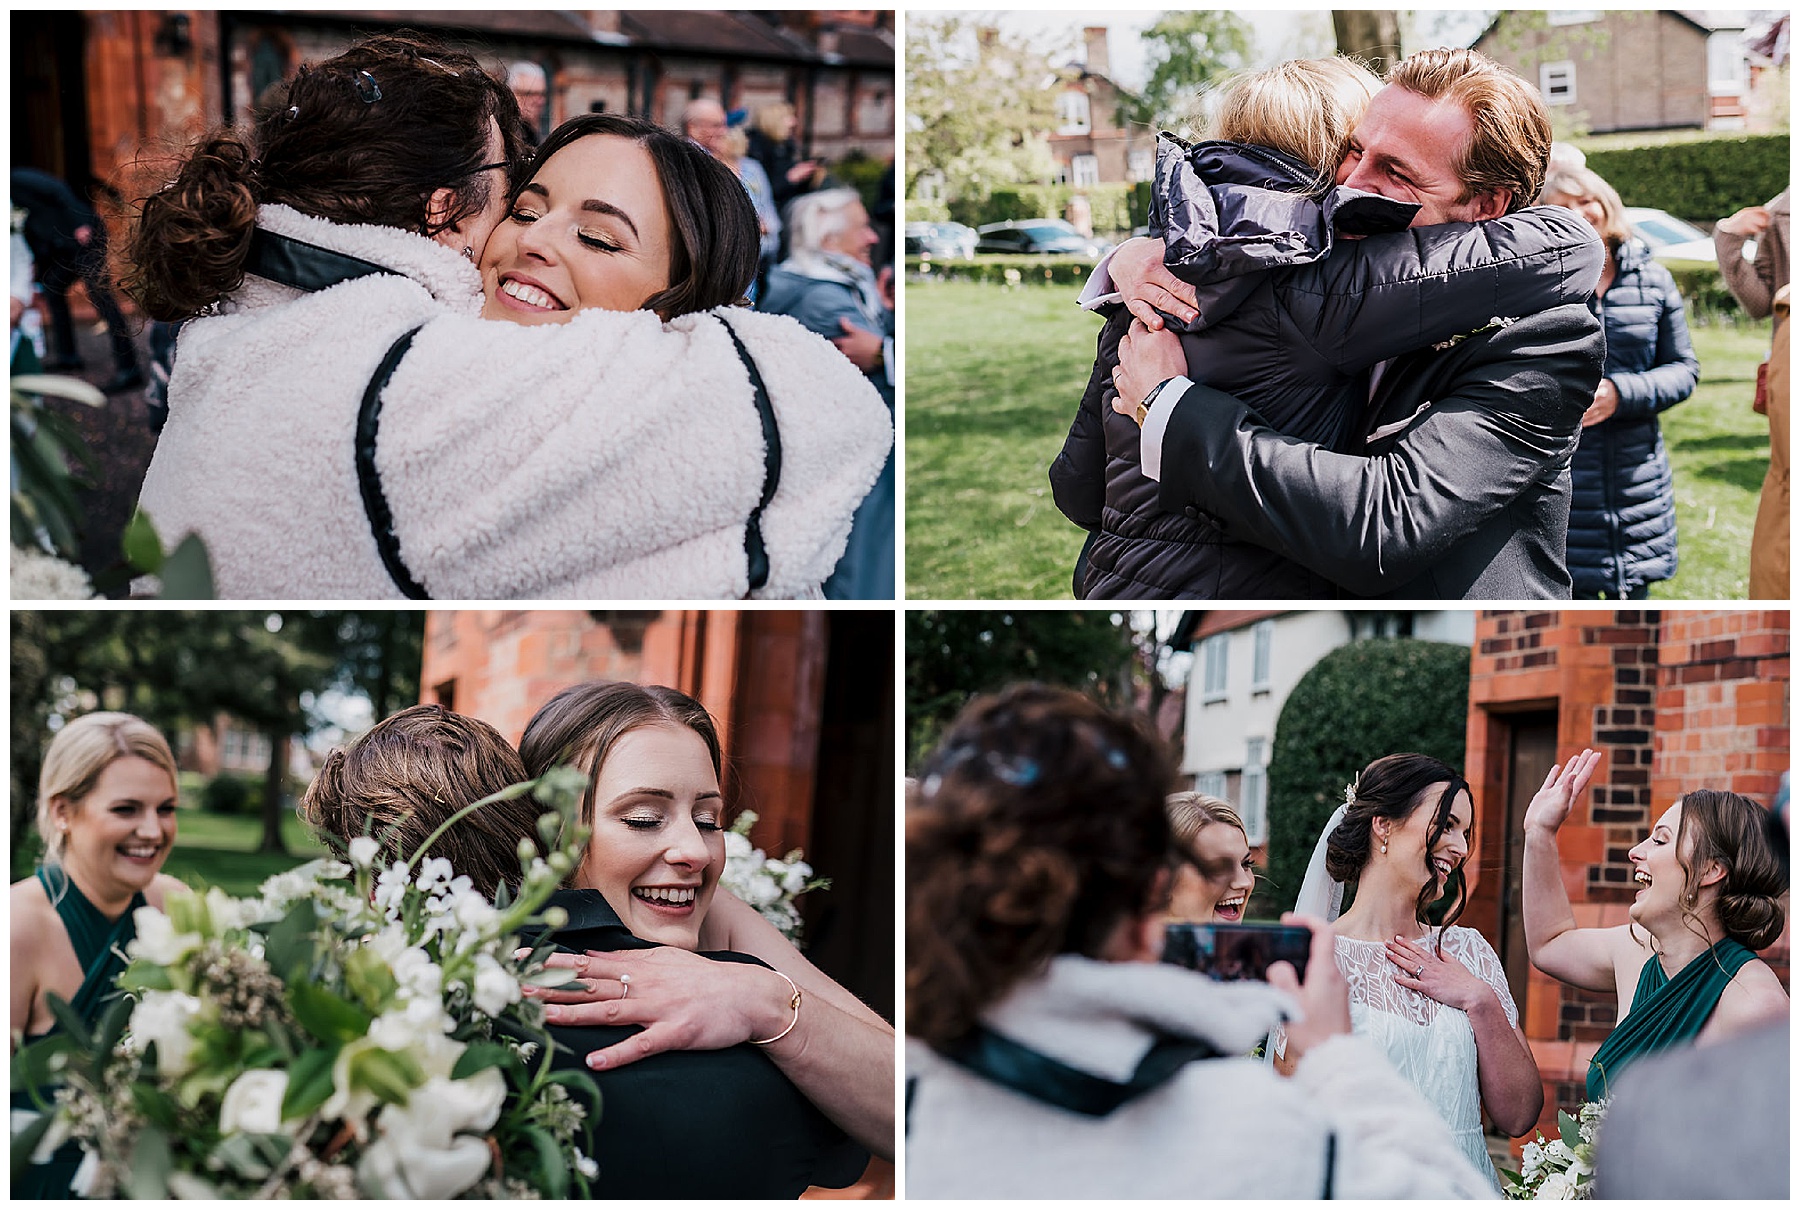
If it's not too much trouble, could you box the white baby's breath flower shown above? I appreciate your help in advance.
[374,862,411,914]
[348,836,382,868]
[10,546,94,600]
[416,857,456,894]
[471,953,520,1016]
[573,1149,599,1179]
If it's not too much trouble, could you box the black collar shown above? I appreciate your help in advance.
[940,1025,1219,1117]
[244,227,393,293]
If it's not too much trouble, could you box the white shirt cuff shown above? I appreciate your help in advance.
[1076,247,1121,311]
[1139,375,1192,483]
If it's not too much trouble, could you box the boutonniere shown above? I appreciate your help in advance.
[1430,315,1518,352]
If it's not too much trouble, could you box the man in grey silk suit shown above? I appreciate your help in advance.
[1108,48,1605,599]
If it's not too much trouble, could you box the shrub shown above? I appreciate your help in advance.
[905,255,1101,287]
[828,150,890,215]
[1583,135,1787,223]
[201,771,261,817]
[947,183,1140,236]
[1259,639,1472,917]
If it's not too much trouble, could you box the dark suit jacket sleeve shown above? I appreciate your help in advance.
[1049,308,1129,531]
[1154,303,1602,592]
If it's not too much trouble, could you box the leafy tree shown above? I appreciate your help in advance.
[1261,639,1471,915]
[1130,12,1254,131]
[906,609,1139,767]
[905,15,1060,207]
[1334,10,1402,74]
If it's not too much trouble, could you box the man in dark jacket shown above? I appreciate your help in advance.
[1106,49,1604,599]
[10,167,143,393]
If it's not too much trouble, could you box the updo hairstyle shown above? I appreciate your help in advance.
[1674,789,1787,951]
[125,32,530,321]
[905,684,1177,1049]
[299,703,541,898]
[37,712,180,865]
[1325,752,1471,943]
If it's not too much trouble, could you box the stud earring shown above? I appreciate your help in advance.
[461,246,475,262]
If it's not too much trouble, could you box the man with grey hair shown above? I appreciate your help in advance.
[762,187,894,598]
[507,60,547,141]
[680,96,730,159]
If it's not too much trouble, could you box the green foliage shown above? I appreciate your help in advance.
[200,771,259,817]
[828,148,890,215]
[1261,640,1472,916]
[11,373,105,560]
[906,255,1101,288]
[906,609,1137,766]
[1582,135,1788,223]
[906,16,1060,205]
[948,182,1137,234]
[1129,12,1254,130]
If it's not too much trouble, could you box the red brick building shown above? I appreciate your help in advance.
[1461,609,1788,1139]
[416,609,895,1024]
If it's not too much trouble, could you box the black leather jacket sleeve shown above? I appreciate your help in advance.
[1153,301,1604,592]
[1049,308,1130,531]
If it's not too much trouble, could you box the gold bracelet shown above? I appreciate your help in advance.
[751,969,802,1045]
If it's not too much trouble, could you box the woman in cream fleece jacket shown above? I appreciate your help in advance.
[130,48,887,600]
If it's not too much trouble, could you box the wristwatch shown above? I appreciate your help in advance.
[1134,376,1176,428]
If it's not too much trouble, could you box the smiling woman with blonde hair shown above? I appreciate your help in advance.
[1165,791,1256,923]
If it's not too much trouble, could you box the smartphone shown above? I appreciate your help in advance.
[1161,921,1311,983]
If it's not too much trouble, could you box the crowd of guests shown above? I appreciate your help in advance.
[905,685,1790,1198]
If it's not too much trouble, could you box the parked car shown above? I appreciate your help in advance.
[1623,206,1720,269]
[975,219,1105,257]
[905,221,978,260]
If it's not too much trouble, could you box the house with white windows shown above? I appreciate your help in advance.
[1473,9,1773,132]
[1170,611,1476,850]
[1047,26,1154,189]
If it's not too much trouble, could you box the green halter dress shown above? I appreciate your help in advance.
[1586,936,1757,1102]
[12,867,146,1198]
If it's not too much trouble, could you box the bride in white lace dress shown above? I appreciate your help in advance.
[1287,753,1545,1190]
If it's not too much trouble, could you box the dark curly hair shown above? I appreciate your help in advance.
[1325,752,1472,949]
[124,31,530,321]
[299,703,543,899]
[1674,789,1787,951]
[906,684,1178,1050]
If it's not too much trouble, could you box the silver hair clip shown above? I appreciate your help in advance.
[355,70,382,103]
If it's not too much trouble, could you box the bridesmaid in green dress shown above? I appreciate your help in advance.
[1521,750,1789,1100]
[11,712,185,1197]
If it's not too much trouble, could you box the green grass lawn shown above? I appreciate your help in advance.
[904,279,1773,600]
[159,810,330,897]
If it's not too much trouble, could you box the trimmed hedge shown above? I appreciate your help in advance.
[904,255,1101,287]
[947,182,1139,236]
[201,771,262,817]
[1584,135,1787,224]
[1260,639,1472,917]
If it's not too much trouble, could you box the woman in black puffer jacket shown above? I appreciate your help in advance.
[1540,167,1699,599]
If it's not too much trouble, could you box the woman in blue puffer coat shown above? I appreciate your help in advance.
[1540,166,1699,599]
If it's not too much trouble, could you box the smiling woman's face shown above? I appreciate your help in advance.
[574,723,725,949]
[478,133,674,323]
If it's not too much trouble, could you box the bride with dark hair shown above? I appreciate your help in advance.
[128,34,889,601]
[1289,752,1543,1190]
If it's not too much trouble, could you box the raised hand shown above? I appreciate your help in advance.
[1521,748,1601,837]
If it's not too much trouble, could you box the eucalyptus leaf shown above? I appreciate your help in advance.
[451,1041,522,1081]
[44,994,93,1052]
[125,1125,175,1199]
[264,900,319,983]
[121,508,165,574]
[281,1045,338,1121]
[157,533,216,599]
[291,982,371,1045]
[119,958,176,991]
[1558,1109,1581,1149]
[95,994,133,1058]
[521,1125,568,1200]
[11,374,107,407]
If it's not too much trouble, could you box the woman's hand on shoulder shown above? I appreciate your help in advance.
[524,946,797,1071]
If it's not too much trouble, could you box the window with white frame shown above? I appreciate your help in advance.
[1707,31,1748,91]
[1240,738,1268,845]
[1057,89,1091,134]
[1540,61,1576,106]
[1195,770,1229,800]
[1201,633,1229,702]
[1071,153,1100,188]
[1251,620,1274,692]
[1127,148,1153,182]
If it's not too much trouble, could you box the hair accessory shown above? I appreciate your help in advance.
[1341,774,1361,811]
[617,972,631,1001]
[284,105,299,121]
[751,969,802,1045]
[1105,747,1129,770]
[355,70,382,103]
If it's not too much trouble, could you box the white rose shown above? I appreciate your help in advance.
[128,990,203,1076]
[367,1070,507,1199]
[361,1130,490,1200]
[472,954,519,1016]
[127,907,201,966]
[1537,1171,1575,1199]
[218,1069,290,1135]
[348,837,382,869]
[390,947,443,1000]
[724,831,753,860]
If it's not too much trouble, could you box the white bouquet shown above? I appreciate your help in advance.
[1501,1099,1607,1199]
[13,768,601,1199]
[720,809,829,943]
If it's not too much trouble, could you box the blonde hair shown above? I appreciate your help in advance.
[37,712,179,864]
[720,124,749,161]
[1212,57,1381,190]
[753,101,795,143]
[1166,791,1248,852]
[1385,47,1552,214]
[1539,164,1632,252]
